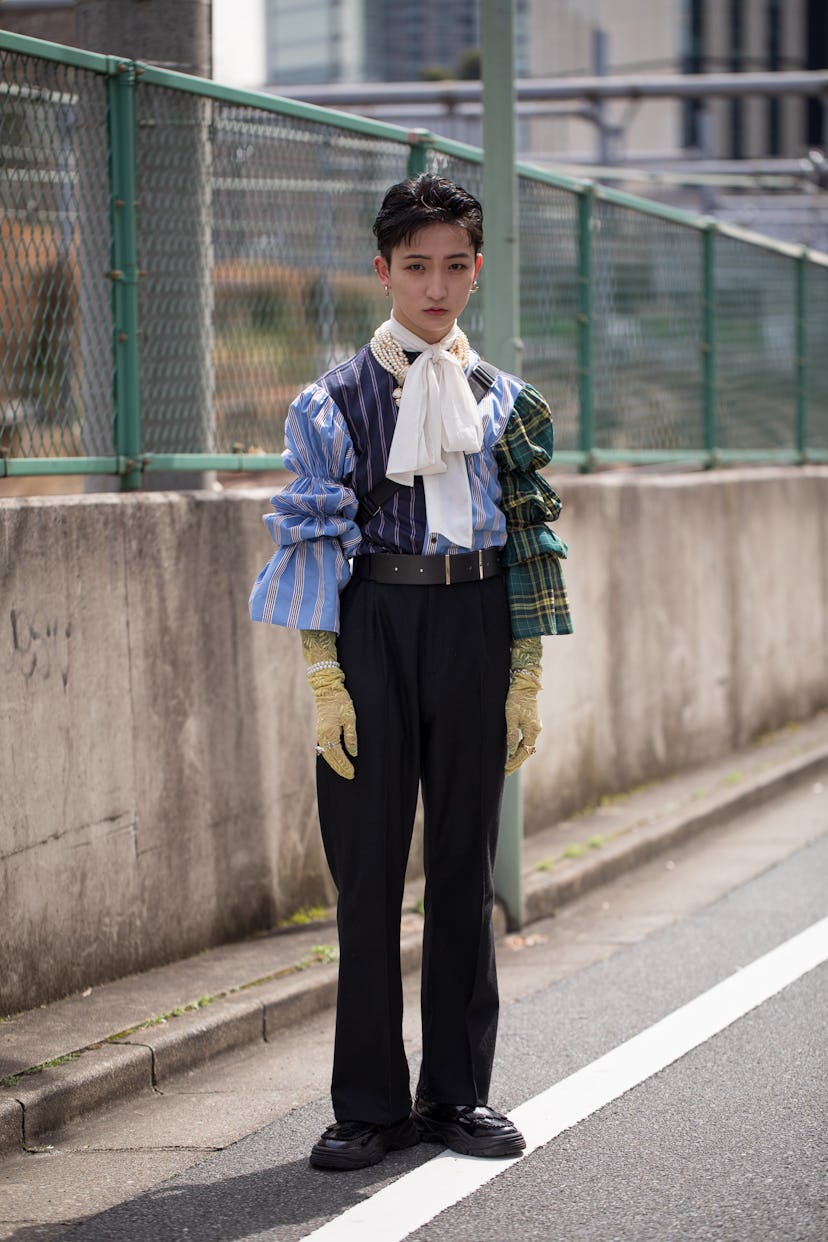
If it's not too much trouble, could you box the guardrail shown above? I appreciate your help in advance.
[1,29,826,486]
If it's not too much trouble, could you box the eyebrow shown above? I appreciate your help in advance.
[402,252,473,260]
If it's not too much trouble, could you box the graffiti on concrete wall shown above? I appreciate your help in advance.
[8,608,72,688]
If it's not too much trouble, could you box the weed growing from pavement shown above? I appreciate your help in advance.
[311,944,338,963]
[277,905,331,928]
[535,857,557,872]
[571,781,658,821]
[1,1052,81,1089]
[536,831,612,872]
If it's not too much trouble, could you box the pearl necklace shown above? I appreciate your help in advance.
[370,325,471,404]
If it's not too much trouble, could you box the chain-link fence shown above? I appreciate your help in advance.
[2,30,827,485]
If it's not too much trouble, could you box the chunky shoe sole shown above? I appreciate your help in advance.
[413,1113,526,1159]
[310,1116,420,1171]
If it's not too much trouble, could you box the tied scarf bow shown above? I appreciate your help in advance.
[383,314,484,549]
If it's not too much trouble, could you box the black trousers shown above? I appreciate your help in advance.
[316,571,511,1125]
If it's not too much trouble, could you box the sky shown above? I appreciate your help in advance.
[212,0,265,88]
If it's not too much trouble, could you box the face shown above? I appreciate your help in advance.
[373,222,483,344]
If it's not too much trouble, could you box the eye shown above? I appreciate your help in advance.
[405,263,425,271]
[450,262,470,271]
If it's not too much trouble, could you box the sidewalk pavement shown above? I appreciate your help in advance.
[3,711,828,1159]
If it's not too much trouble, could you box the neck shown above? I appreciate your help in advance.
[390,311,458,347]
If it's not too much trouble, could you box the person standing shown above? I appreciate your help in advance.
[250,174,571,1171]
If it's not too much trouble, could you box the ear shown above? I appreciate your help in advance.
[474,252,483,279]
[373,255,390,289]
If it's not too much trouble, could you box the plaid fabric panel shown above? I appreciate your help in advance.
[500,523,567,568]
[506,557,573,639]
[495,382,555,471]
[496,383,573,637]
[498,470,563,535]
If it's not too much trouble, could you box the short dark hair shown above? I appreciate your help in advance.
[372,174,483,263]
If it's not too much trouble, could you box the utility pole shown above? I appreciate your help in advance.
[592,27,612,165]
[482,0,522,376]
[481,0,524,929]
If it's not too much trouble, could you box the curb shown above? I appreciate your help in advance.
[524,743,828,924]
[2,739,827,1157]
[1,937,420,1157]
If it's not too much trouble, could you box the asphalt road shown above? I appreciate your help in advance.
[47,782,827,1242]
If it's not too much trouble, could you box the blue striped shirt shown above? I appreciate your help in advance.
[249,345,527,633]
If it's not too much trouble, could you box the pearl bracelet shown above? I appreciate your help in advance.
[510,666,541,684]
[306,660,340,677]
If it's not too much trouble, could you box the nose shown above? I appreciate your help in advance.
[425,270,448,300]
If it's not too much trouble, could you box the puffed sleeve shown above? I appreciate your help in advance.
[248,384,362,633]
[494,383,573,638]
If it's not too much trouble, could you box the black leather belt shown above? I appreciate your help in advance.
[352,548,502,586]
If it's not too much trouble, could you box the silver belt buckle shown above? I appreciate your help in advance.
[445,553,451,586]
[477,550,484,579]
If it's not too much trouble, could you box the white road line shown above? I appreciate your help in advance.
[297,916,828,1242]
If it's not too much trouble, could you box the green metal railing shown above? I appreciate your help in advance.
[2,29,827,485]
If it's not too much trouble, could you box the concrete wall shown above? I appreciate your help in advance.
[1,491,325,1014]
[526,468,828,830]
[2,469,827,1013]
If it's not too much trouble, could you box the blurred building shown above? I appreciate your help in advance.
[525,0,825,165]
[521,0,827,249]
[6,1,823,164]
[0,0,76,43]
[262,0,825,163]
[260,0,826,248]
[2,0,823,245]
[264,0,528,85]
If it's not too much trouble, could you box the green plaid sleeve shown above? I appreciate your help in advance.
[495,383,573,638]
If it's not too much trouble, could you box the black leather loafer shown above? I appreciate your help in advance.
[413,1098,526,1158]
[310,1116,420,1171]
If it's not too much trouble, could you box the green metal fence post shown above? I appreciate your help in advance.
[577,186,595,471]
[407,131,431,177]
[796,248,808,462]
[702,222,718,468]
[106,59,142,490]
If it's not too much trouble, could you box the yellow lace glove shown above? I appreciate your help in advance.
[301,630,358,781]
[504,636,542,774]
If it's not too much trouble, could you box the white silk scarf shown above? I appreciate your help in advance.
[383,313,483,549]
